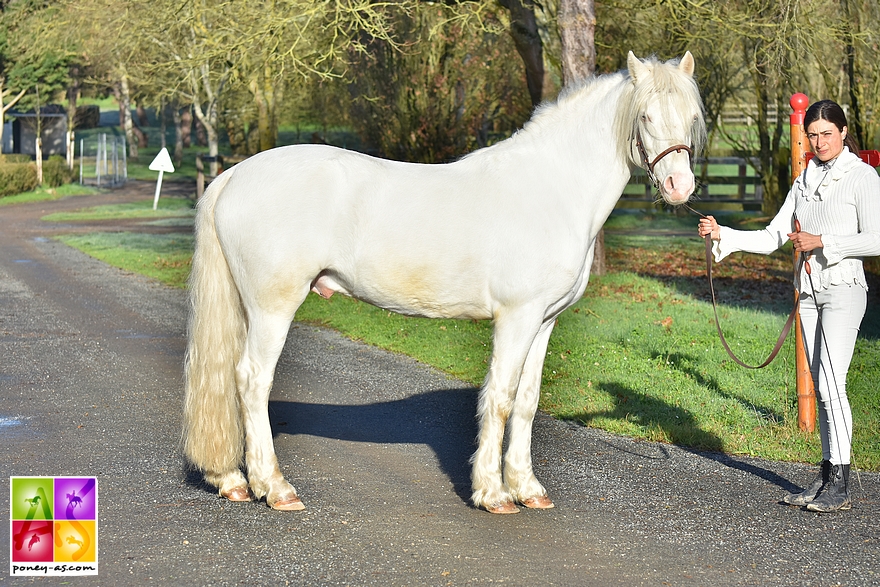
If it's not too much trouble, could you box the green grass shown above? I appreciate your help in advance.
[49,204,880,471]
[0,184,98,207]
[42,196,195,222]
[56,231,194,288]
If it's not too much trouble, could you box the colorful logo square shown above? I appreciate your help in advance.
[9,477,98,576]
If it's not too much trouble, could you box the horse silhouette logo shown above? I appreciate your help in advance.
[66,490,83,509]
[66,535,85,549]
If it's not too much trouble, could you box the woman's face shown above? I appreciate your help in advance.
[806,118,846,163]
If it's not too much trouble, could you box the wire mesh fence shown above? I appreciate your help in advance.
[78,134,127,187]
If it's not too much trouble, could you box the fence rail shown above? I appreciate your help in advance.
[620,156,763,211]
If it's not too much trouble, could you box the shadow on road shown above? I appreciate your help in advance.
[268,388,480,503]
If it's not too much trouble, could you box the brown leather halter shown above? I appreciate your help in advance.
[635,129,693,190]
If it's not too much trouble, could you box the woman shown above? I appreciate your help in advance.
[698,100,880,512]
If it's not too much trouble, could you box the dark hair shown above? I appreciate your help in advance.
[804,99,861,154]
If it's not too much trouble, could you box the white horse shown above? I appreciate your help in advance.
[184,51,705,514]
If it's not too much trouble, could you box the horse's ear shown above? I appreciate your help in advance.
[627,51,650,83]
[678,51,695,77]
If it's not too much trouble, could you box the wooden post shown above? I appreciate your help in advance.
[790,93,816,433]
[196,154,205,200]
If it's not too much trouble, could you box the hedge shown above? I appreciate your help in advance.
[0,161,38,197]
[42,155,73,188]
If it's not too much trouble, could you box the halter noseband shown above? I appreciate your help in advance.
[635,129,693,189]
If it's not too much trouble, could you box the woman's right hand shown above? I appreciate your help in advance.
[698,215,720,241]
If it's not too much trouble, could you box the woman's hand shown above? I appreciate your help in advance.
[788,230,823,253]
[698,215,720,241]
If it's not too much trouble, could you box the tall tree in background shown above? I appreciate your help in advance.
[498,0,544,107]
[811,0,880,151]
[557,0,603,275]
[0,8,27,152]
[0,0,70,180]
[347,2,531,163]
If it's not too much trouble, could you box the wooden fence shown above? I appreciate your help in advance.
[619,157,763,211]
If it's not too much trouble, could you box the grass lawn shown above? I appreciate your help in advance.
[42,203,880,471]
[0,184,98,207]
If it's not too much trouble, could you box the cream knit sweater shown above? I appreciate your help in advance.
[713,147,880,293]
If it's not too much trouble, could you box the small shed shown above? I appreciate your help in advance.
[3,105,68,157]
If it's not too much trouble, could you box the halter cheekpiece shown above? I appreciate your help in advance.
[635,129,693,189]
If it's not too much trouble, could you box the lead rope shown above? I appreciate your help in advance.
[683,204,799,368]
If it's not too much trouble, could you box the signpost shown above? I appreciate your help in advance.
[148,147,175,210]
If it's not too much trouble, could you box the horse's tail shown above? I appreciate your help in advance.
[183,166,246,478]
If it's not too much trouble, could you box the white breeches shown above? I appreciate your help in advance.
[798,284,867,465]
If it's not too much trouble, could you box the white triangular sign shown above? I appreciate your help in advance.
[149,147,175,173]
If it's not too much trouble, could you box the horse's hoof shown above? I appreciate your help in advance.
[270,496,306,511]
[221,487,251,502]
[521,496,555,509]
[486,501,520,514]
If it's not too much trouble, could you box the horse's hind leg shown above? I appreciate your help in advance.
[504,320,555,509]
[471,308,543,514]
[237,295,307,510]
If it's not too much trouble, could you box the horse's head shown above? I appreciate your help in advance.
[622,51,706,205]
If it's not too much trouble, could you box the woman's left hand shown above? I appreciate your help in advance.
[787,230,823,253]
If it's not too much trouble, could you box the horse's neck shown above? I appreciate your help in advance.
[513,75,629,177]
[515,77,633,209]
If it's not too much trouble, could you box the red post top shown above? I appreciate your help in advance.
[790,93,809,125]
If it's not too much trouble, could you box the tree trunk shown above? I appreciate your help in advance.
[65,66,81,169]
[1,79,27,156]
[133,103,148,148]
[559,0,597,87]
[249,62,281,153]
[192,100,221,176]
[35,136,43,184]
[114,71,138,160]
[842,0,864,148]
[498,0,544,108]
[558,0,604,276]
[180,106,192,149]
[159,100,167,149]
[172,104,184,167]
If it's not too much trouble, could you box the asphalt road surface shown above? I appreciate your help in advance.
[1,182,878,586]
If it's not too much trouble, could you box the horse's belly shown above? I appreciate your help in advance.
[357,282,493,320]
[315,266,493,320]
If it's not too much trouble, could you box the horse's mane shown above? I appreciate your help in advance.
[460,55,705,170]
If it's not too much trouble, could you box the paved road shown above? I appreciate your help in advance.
[1,182,878,586]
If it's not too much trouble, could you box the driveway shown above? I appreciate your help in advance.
[1,181,878,586]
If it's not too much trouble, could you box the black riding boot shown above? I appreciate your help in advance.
[783,460,830,506]
[807,464,851,512]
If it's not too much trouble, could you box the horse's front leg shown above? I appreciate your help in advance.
[504,320,555,509]
[471,308,543,514]
[237,311,305,510]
